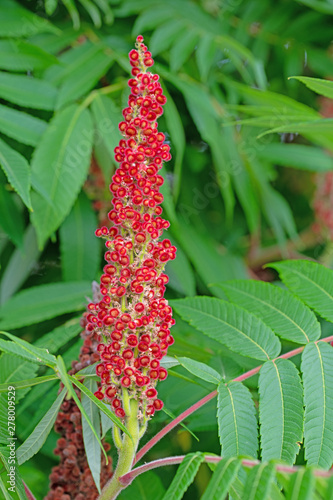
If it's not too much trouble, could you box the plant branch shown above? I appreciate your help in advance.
[121,455,333,487]
[135,335,333,464]
[23,481,37,500]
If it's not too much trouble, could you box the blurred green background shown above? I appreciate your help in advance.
[1,0,333,497]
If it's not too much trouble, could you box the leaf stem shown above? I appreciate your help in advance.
[120,454,333,487]
[134,335,333,464]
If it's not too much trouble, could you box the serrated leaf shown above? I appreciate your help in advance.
[0,39,59,71]
[31,104,93,248]
[201,457,241,500]
[291,76,333,99]
[177,357,221,384]
[0,103,47,147]
[56,48,114,109]
[162,453,204,500]
[285,468,315,500]
[56,357,108,462]
[0,281,92,330]
[59,192,99,281]
[170,30,200,73]
[82,378,101,493]
[163,88,185,202]
[259,359,303,464]
[258,143,333,172]
[0,0,58,37]
[132,5,173,34]
[0,71,57,110]
[0,138,31,210]
[16,387,66,465]
[165,237,195,296]
[219,280,320,344]
[90,93,123,174]
[217,381,258,458]
[0,331,57,367]
[34,317,82,353]
[269,260,333,323]
[118,471,165,500]
[150,19,186,55]
[243,463,275,500]
[0,226,40,304]
[171,297,281,361]
[0,446,27,499]
[0,374,57,393]
[196,34,216,82]
[0,184,24,248]
[70,376,131,438]
[301,342,333,468]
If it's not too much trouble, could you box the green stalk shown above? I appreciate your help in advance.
[99,397,140,500]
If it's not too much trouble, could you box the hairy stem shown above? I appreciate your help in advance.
[134,335,333,464]
[98,398,140,500]
[121,455,333,487]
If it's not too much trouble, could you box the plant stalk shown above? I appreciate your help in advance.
[98,398,140,500]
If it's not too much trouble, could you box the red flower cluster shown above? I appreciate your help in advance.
[87,36,176,420]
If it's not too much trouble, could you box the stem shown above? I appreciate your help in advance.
[23,482,37,500]
[98,399,140,500]
[134,335,333,464]
[120,455,333,487]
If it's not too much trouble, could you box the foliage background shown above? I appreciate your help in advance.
[1,0,333,497]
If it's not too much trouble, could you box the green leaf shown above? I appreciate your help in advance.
[171,297,281,361]
[56,357,108,462]
[196,34,216,82]
[165,235,195,297]
[0,39,59,71]
[258,119,333,152]
[0,225,41,304]
[0,331,57,367]
[82,378,101,493]
[0,184,24,248]
[177,357,221,384]
[91,93,123,178]
[170,30,200,73]
[261,187,297,248]
[0,281,92,330]
[118,471,165,500]
[0,0,58,37]
[259,359,303,464]
[31,104,94,248]
[218,280,320,344]
[59,192,99,281]
[285,468,315,500]
[16,387,66,465]
[132,5,173,34]
[162,453,205,500]
[290,76,333,99]
[301,342,333,468]
[149,19,186,55]
[0,446,27,499]
[35,317,82,353]
[163,88,185,203]
[0,138,31,210]
[56,48,114,109]
[0,103,47,147]
[258,144,333,172]
[201,458,241,500]
[268,260,333,323]
[0,375,57,393]
[243,463,275,500]
[70,376,131,438]
[217,381,258,458]
[0,71,57,110]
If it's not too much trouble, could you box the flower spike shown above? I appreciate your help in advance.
[87,36,176,421]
